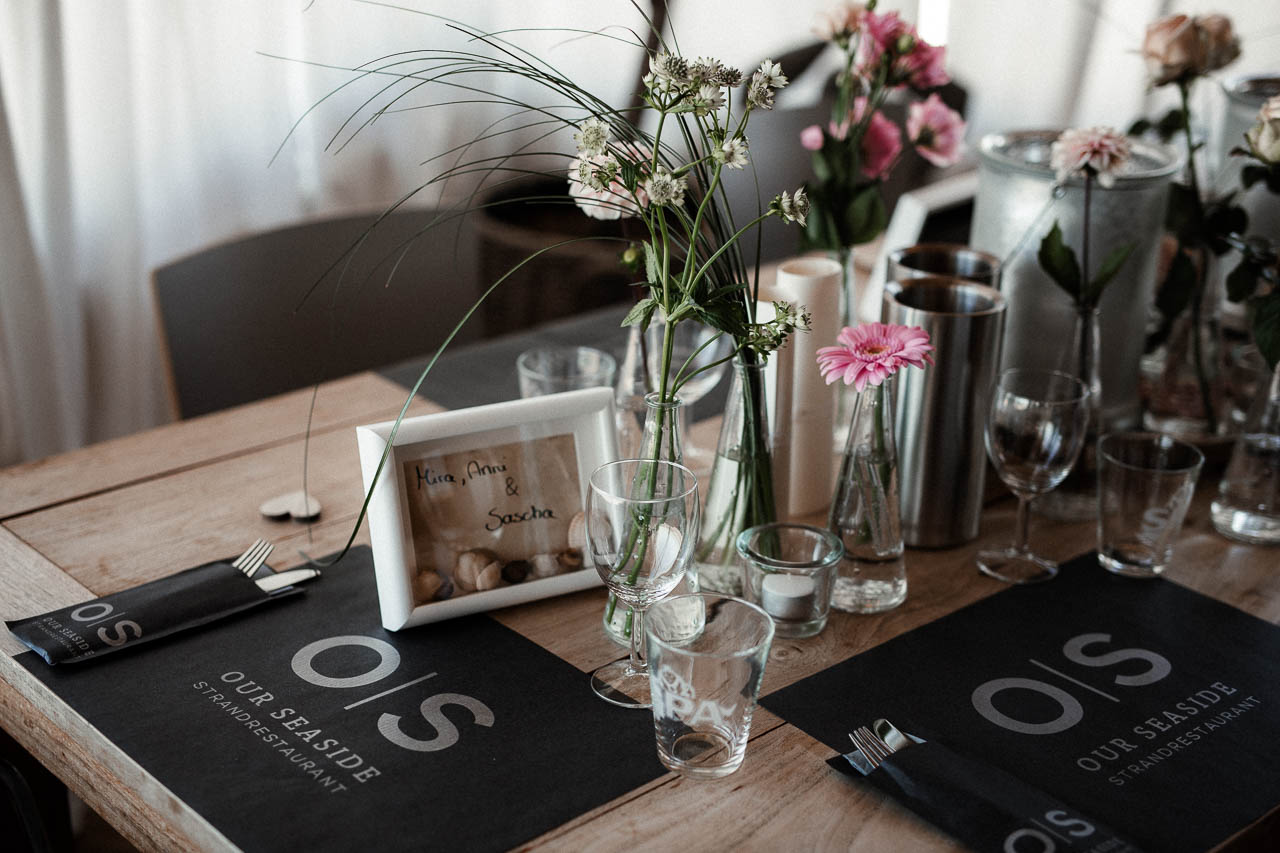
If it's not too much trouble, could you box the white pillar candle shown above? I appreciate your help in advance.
[761,256,842,518]
[760,573,816,621]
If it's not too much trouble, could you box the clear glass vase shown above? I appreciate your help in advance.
[1037,307,1103,521]
[693,357,777,596]
[602,393,696,644]
[1212,360,1280,544]
[828,377,906,613]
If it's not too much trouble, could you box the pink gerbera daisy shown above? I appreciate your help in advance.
[816,322,934,391]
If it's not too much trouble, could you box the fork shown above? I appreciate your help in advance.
[231,539,274,577]
[849,726,893,769]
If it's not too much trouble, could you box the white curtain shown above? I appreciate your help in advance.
[1,0,1277,464]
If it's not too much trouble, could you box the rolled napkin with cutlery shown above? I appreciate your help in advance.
[6,555,317,665]
[829,719,1145,853]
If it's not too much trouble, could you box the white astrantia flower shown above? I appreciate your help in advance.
[773,187,809,226]
[756,60,788,90]
[714,136,749,169]
[574,117,610,157]
[649,51,690,84]
[694,83,726,116]
[747,73,775,110]
[644,168,687,207]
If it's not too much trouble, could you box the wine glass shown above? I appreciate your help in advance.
[588,459,699,708]
[976,368,1090,584]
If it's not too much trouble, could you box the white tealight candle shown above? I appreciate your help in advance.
[760,573,816,621]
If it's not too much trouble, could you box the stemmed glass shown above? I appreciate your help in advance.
[588,459,699,708]
[977,368,1090,584]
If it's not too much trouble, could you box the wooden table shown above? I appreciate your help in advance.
[2,349,1278,851]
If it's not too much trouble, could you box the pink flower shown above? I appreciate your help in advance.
[858,11,949,89]
[1050,127,1132,188]
[860,106,902,179]
[800,124,825,151]
[816,322,934,391]
[907,93,965,167]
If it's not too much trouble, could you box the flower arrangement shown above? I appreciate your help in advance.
[800,1,965,258]
[1135,12,1246,434]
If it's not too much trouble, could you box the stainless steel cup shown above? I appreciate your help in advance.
[883,276,1007,547]
[886,243,1003,288]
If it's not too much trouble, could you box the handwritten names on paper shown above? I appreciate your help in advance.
[400,433,582,603]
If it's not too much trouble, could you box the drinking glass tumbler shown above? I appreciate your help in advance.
[645,594,774,779]
[736,523,843,638]
[1097,432,1204,578]
[516,346,617,398]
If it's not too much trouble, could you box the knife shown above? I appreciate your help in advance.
[255,567,321,593]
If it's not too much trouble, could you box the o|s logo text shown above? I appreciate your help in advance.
[71,602,142,647]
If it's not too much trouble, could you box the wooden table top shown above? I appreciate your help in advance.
[2,364,1277,852]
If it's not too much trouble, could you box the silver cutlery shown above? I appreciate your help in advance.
[231,539,274,577]
[849,726,894,769]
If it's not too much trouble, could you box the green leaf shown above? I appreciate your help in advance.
[1204,201,1248,255]
[1155,108,1187,141]
[842,185,887,246]
[622,296,658,330]
[1084,243,1134,306]
[1242,164,1269,190]
[1253,292,1280,371]
[642,241,660,286]
[1036,221,1081,300]
[811,151,833,184]
[1127,118,1152,136]
[1155,248,1197,320]
[1226,257,1261,303]
[1164,182,1200,239]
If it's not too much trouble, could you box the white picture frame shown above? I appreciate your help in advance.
[356,387,617,631]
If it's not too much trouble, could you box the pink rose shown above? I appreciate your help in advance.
[1142,14,1203,86]
[907,94,965,167]
[861,107,902,179]
[1196,14,1240,73]
[800,124,826,151]
[858,10,949,89]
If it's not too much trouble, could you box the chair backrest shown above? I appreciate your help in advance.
[152,209,481,419]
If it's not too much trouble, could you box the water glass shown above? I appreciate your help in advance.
[516,345,617,398]
[1097,433,1204,578]
[645,594,774,779]
[736,523,842,638]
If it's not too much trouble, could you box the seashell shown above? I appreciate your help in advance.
[412,571,450,602]
[475,561,503,591]
[557,549,583,571]
[455,549,498,591]
[529,553,562,579]
[502,559,530,584]
[567,511,586,551]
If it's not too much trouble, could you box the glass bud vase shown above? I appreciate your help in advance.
[1212,359,1280,544]
[828,377,906,613]
[1037,307,1103,521]
[693,357,776,596]
[602,393,695,644]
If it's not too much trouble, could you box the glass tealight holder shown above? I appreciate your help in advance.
[735,523,843,638]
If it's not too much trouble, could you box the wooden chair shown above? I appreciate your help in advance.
[152,209,482,419]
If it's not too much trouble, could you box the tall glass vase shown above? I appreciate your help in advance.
[832,247,858,448]
[1037,307,1103,521]
[602,394,695,645]
[828,377,906,613]
[1212,360,1280,544]
[693,357,777,596]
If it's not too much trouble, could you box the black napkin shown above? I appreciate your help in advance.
[6,560,299,664]
[829,736,1144,853]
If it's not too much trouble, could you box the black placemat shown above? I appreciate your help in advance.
[761,552,1280,853]
[18,547,662,851]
